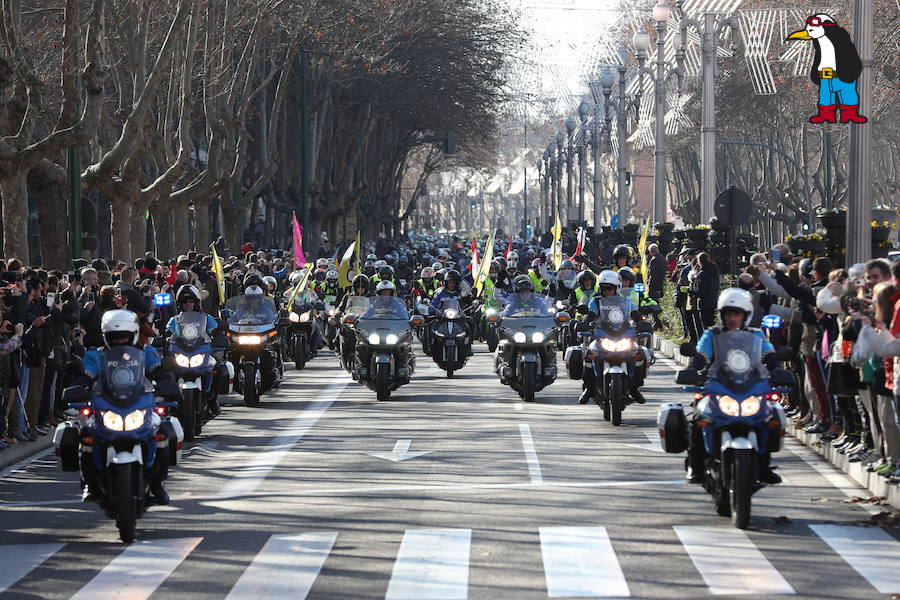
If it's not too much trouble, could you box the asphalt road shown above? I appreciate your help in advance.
[2,344,900,599]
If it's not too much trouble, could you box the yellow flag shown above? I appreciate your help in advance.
[474,233,495,296]
[209,243,226,307]
[550,213,562,270]
[354,230,361,275]
[286,263,314,311]
[637,217,650,279]
[337,240,356,288]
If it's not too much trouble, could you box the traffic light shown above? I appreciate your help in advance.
[442,132,456,155]
[625,171,631,186]
[470,199,476,209]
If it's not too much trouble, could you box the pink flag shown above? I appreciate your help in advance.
[293,213,307,268]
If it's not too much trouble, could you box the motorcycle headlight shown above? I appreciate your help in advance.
[189,354,206,368]
[486,308,497,316]
[237,335,262,345]
[174,354,190,368]
[102,410,124,431]
[615,339,634,352]
[532,332,545,343]
[124,409,147,431]
[717,395,741,417]
[741,396,761,416]
[600,338,617,352]
[385,334,399,344]
[298,311,312,323]
[513,332,527,343]
[444,309,459,319]
[368,333,381,345]
[326,308,336,317]
[289,312,300,323]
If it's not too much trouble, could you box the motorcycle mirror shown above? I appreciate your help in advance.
[675,368,702,385]
[212,334,231,348]
[630,309,643,321]
[638,305,655,316]
[220,309,233,320]
[770,367,795,387]
[154,380,181,398]
[410,315,425,327]
[62,385,91,403]
[679,342,697,357]
[555,312,570,323]
[343,314,358,325]
[277,317,291,327]
[150,336,165,350]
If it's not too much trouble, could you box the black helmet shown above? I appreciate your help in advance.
[560,258,575,271]
[444,269,461,288]
[495,256,508,271]
[378,265,394,281]
[243,273,263,292]
[576,270,596,289]
[513,274,534,292]
[352,274,369,292]
[613,244,632,259]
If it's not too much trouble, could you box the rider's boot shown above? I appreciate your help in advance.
[579,368,595,404]
[629,379,646,404]
[759,453,782,484]
[686,424,705,483]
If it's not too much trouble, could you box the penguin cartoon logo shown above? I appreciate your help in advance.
[787,14,867,125]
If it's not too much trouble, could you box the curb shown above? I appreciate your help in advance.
[0,434,53,473]
[651,335,900,509]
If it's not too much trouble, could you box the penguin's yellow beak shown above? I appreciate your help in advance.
[787,29,812,40]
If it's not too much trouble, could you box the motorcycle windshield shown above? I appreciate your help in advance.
[346,296,371,315]
[172,313,207,351]
[226,294,277,326]
[361,296,409,320]
[503,293,552,317]
[558,269,577,289]
[709,330,766,392]
[293,289,315,307]
[595,296,631,334]
[98,346,151,408]
[437,298,462,318]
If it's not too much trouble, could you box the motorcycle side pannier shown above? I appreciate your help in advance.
[767,401,787,453]
[53,421,81,471]
[564,346,583,380]
[657,403,688,453]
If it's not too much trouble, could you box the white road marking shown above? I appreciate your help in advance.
[225,532,337,600]
[0,447,54,480]
[367,439,433,462]
[385,529,471,600]
[0,543,64,594]
[540,527,630,598]
[674,526,795,595]
[625,430,665,453]
[70,537,202,600]
[785,439,880,514]
[216,375,349,499]
[514,403,524,411]
[810,524,900,594]
[518,423,543,484]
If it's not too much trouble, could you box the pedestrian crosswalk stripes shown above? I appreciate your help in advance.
[386,529,472,600]
[674,526,796,595]
[0,543,64,595]
[810,524,900,594]
[69,537,202,600]
[4,525,900,598]
[226,532,338,599]
[539,526,629,597]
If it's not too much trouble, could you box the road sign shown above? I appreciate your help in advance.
[713,187,752,227]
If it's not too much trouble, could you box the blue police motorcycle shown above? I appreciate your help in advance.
[588,296,639,426]
[56,347,182,542]
[168,314,220,441]
[664,328,789,529]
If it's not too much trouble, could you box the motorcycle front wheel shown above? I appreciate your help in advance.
[486,328,498,353]
[521,362,537,403]
[294,334,307,370]
[375,363,391,401]
[242,364,259,407]
[730,450,754,529]
[610,374,624,426]
[115,463,137,543]
[180,390,197,442]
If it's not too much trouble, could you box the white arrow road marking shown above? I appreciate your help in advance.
[625,430,665,453]
[367,440,433,462]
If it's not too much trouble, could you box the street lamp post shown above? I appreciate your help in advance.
[555,131,565,223]
[632,0,680,225]
[565,118,577,226]
[577,101,591,225]
[547,141,557,230]
[677,11,740,223]
[847,0,873,264]
[600,52,641,227]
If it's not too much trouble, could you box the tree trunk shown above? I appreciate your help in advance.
[172,200,189,257]
[153,194,173,259]
[0,169,29,262]
[29,162,68,270]
[193,196,210,251]
[109,196,132,262]
[221,201,239,254]
[130,204,148,261]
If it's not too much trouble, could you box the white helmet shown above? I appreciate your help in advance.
[245,285,264,295]
[617,266,636,283]
[508,251,519,261]
[421,267,435,279]
[325,269,338,282]
[263,276,277,291]
[376,280,396,295]
[597,270,622,291]
[315,258,328,269]
[374,259,387,268]
[176,284,203,310]
[289,271,303,285]
[101,309,140,347]
[717,288,754,325]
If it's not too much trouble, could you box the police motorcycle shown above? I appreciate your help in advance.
[663,321,791,529]
[346,282,420,401]
[165,319,225,441]
[586,295,643,425]
[429,297,472,377]
[494,277,562,402]
[54,310,183,543]
[225,286,286,407]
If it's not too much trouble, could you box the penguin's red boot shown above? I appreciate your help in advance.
[839,105,868,123]
[809,104,837,124]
